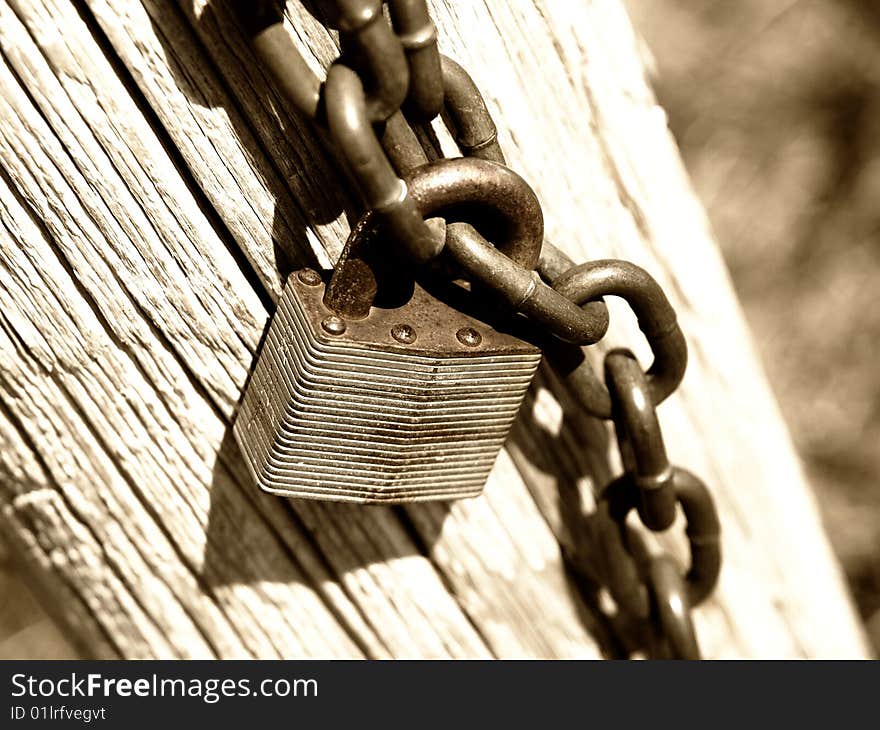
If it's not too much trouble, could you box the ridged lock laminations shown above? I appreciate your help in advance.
[234,272,541,503]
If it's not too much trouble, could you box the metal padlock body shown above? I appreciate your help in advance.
[235,272,541,503]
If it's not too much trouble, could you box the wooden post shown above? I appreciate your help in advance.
[0,0,868,658]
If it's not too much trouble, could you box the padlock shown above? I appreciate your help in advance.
[233,159,547,503]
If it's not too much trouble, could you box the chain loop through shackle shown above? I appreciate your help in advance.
[323,156,549,318]
[408,58,610,342]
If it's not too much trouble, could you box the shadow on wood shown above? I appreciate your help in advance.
[146,0,349,286]
[509,366,641,658]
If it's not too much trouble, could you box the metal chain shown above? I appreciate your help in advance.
[233,0,722,659]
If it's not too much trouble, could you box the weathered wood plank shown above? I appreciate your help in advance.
[0,0,868,658]
[0,538,77,658]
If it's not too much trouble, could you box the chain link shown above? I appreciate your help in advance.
[234,0,723,659]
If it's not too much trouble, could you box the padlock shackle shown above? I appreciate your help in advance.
[325,157,544,319]
[406,157,544,270]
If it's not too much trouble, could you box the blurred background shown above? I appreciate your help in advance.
[625,0,880,652]
[0,0,877,656]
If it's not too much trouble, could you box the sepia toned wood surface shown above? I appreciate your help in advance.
[0,0,869,658]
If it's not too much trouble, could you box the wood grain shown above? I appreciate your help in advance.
[0,0,868,658]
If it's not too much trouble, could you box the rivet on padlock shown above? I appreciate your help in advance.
[233,159,544,504]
